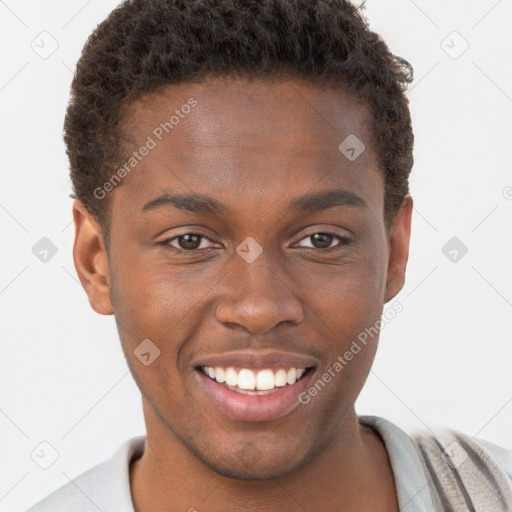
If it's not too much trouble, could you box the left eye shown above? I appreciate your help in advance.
[166,233,215,251]
[296,233,348,249]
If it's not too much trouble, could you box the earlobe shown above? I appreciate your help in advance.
[72,200,113,315]
[384,195,413,303]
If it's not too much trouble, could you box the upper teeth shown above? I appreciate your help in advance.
[201,366,306,391]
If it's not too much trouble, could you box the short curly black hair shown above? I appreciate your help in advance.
[65,0,414,242]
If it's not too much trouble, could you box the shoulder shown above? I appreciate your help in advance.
[474,436,512,480]
[359,415,512,511]
[408,425,512,510]
[25,462,109,512]
[25,436,145,512]
[409,425,512,479]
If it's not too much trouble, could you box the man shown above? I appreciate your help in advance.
[27,0,512,511]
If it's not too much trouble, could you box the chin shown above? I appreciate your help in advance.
[186,438,310,481]
[200,455,302,481]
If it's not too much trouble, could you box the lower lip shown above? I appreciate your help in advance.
[196,370,314,422]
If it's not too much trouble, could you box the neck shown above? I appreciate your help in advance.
[130,400,398,512]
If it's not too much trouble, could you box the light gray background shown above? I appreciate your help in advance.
[1,1,511,510]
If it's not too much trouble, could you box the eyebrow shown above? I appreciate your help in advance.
[289,189,367,213]
[141,189,367,214]
[142,192,225,214]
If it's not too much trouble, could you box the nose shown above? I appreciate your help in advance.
[215,258,304,334]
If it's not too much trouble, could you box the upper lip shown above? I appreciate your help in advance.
[191,350,319,370]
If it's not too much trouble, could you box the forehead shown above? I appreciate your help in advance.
[124,76,372,147]
[113,76,382,218]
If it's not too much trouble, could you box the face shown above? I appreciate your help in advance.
[73,77,412,480]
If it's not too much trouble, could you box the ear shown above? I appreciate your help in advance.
[72,200,113,315]
[384,195,413,303]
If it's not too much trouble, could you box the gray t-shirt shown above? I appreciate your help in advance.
[25,415,512,512]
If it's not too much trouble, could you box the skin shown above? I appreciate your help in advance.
[73,76,412,511]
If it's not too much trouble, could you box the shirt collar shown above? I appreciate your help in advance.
[359,415,436,512]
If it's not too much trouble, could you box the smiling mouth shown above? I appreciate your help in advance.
[198,366,314,395]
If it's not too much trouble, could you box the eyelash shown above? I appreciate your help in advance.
[160,232,351,253]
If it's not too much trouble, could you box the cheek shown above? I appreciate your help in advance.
[109,259,194,406]
[298,240,387,391]
[110,251,199,330]
[108,253,215,395]
[302,244,388,333]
